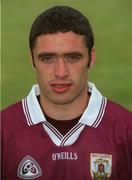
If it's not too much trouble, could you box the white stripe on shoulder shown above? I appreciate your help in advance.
[22,98,33,126]
[92,97,107,128]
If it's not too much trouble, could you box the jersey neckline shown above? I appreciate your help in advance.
[22,82,107,146]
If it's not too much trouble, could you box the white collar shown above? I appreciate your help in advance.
[22,82,107,128]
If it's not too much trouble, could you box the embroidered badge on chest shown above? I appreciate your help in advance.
[17,156,42,179]
[90,153,112,179]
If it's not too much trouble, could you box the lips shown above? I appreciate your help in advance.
[50,82,72,93]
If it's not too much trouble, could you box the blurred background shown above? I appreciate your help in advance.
[1,0,132,110]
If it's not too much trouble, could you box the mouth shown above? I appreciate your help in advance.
[50,82,72,93]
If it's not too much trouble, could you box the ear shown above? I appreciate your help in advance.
[29,51,35,68]
[88,47,96,69]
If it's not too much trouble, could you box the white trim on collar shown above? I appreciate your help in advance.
[22,84,46,126]
[79,82,107,127]
[22,82,107,128]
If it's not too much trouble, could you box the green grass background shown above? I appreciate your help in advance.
[1,0,132,110]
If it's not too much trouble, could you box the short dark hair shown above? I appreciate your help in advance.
[29,6,94,56]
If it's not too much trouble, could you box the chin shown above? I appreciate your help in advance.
[50,96,75,105]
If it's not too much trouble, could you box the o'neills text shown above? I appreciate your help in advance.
[52,152,78,161]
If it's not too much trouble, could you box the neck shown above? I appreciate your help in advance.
[39,88,89,121]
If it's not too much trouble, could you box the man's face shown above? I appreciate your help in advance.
[32,31,95,105]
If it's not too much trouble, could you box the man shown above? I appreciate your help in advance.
[1,6,132,180]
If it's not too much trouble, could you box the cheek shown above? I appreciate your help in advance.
[35,66,55,89]
[80,68,88,83]
[79,70,88,88]
[73,65,88,81]
[35,65,50,78]
[35,67,46,84]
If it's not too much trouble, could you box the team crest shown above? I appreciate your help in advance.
[90,153,112,180]
[17,156,42,179]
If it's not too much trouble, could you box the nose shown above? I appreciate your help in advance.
[54,59,69,79]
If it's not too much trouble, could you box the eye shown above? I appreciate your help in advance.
[40,56,54,63]
[67,55,81,63]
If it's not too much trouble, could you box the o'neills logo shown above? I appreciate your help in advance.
[52,152,78,161]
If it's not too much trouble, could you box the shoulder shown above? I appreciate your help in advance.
[105,100,132,121]
[102,100,132,137]
[1,101,23,117]
[1,101,30,140]
[1,101,26,127]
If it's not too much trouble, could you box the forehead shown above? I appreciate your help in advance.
[34,31,87,52]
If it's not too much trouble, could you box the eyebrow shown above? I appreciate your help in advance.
[37,52,56,59]
[37,51,84,59]
[64,52,83,57]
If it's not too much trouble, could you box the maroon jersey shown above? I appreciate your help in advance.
[1,82,132,180]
